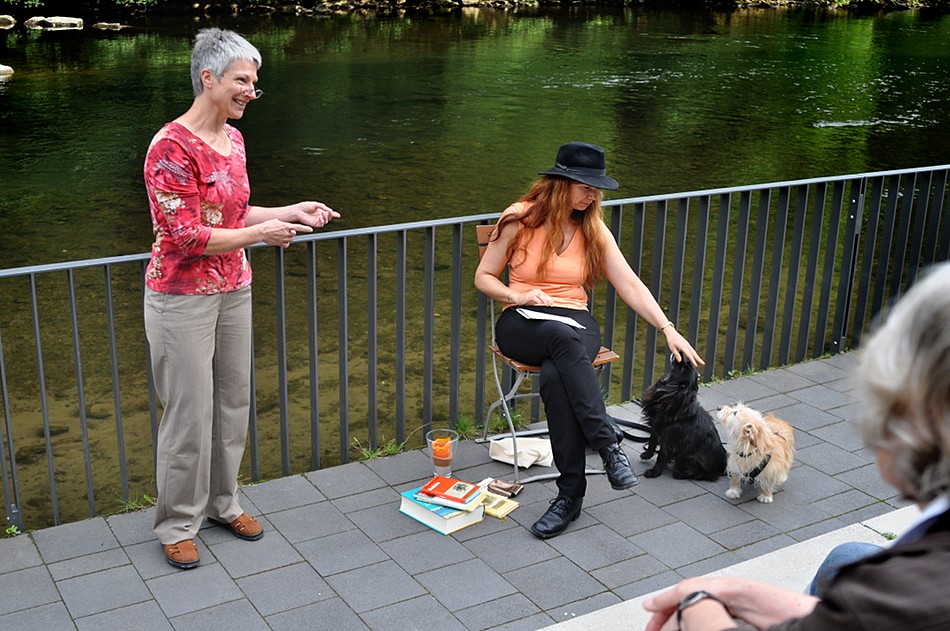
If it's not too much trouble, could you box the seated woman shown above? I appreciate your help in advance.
[643,262,950,631]
[474,142,703,540]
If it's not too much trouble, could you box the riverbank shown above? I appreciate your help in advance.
[0,0,946,25]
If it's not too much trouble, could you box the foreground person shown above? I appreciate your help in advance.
[144,28,339,569]
[643,263,950,631]
[474,142,703,539]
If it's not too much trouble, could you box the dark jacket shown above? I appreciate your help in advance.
[734,508,950,631]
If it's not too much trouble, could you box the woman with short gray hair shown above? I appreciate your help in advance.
[144,28,339,570]
[641,263,950,631]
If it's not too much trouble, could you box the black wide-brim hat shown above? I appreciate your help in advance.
[538,141,619,190]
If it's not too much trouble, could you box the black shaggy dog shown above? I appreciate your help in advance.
[639,358,727,480]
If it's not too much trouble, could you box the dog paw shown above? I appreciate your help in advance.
[643,468,661,478]
[639,451,655,460]
[756,494,774,503]
[725,488,741,499]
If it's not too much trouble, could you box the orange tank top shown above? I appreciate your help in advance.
[507,223,589,311]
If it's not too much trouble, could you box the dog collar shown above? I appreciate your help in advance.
[744,453,772,481]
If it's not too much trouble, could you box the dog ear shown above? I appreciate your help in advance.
[743,423,758,448]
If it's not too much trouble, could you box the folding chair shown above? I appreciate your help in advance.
[475,224,620,483]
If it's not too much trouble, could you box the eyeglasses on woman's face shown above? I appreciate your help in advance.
[224,75,263,99]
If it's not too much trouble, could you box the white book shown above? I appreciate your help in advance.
[515,308,585,329]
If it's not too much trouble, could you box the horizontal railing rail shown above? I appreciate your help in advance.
[1,165,947,531]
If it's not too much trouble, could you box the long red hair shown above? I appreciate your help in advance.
[493,177,607,289]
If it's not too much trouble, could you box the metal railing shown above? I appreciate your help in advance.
[1,165,947,531]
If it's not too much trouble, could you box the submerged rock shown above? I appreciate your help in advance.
[0,65,13,77]
[24,16,84,30]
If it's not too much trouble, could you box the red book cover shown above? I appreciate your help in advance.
[419,476,480,503]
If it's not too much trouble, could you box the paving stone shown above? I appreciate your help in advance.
[266,597,370,631]
[58,565,151,619]
[105,508,155,547]
[47,547,129,581]
[676,550,745,576]
[662,494,755,535]
[505,557,606,612]
[147,562,244,618]
[0,534,42,574]
[741,393,799,414]
[241,475,326,514]
[0,566,60,616]
[461,527,560,574]
[417,558,517,611]
[305,461,388,499]
[346,502,430,542]
[732,534,798,561]
[0,601,74,630]
[747,368,816,394]
[362,449,433,486]
[296,528,390,577]
[236,561,333,615]
[788,384,855,411]
[809,420,864,452]
[613,569,682,601]
[326,560,426,613]
[709,377,780,404]
[628,522,725,569]
[454,593,541,631]
[548,591,623,626]
[361,594,467,631]
[770,402,842,432]
[330,487,400,514]
[737,495,832,532]
[787,517,850,542]
[795,442,870,475]
[835,501,898,527]
[74,600,173,631]
[210,529,302,579]
[266,500,354,544]
[782,464,853,504]
[589,553,669,590]
[168,598,269,631]
[380,529,475,575]
[32,517,119,564]
[545,524,645,572]
[707,519,781,551]
[584,495,677,538]
[622,473,706,508]
[812,489,879,518]
[785,360,850,384]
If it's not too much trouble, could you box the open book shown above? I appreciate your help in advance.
[515,308,585,329]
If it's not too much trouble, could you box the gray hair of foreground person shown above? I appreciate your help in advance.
[189,28,262,96]
[858,262,950,503]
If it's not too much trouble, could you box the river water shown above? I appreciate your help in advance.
[1,7,950,528]
[2,7,949,269]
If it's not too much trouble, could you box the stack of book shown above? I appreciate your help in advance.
[399,475,485,535]
[399,475,521,535]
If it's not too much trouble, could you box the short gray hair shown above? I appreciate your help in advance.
[190,28,262,96]
[858,263,950,502]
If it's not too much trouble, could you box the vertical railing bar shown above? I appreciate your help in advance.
[449,225,463,426]
[830,179,865,355]
[922,169,947,265]
[779,185,808,365]
[870,174,901,318]
[367,234,379,449]
[724,191,751,377]
[761,187,789,370]
[274,248,291,477]
[796,182,827,362]
[853,176,884,346]
[668,198,689,360]
[642,200,667,393]
[423,227,436,433]
[703,193,730,382]
[103,266,129,503]
[395,231,407,443]
[905,171,932,287]
[889,173,917,299]
[246,249,260,481]
[743,189,770,371]
[0,326,22,529]
[305,241,321,471]
[30,274,60,525]
[621,203,644,402]
[937,169,950,262]
[337,238,350,464]
[602,205,623,393]
[67,270,96,517]
[813,181,844,356]
[475,227,488,425]
[688,196,710,349]
[141,262,159,474]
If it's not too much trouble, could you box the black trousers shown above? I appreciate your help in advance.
[495,306,616,498]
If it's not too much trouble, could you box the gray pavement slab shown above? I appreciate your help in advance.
[0,353,914,631]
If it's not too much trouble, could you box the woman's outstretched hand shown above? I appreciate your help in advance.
[664,327,704,367]
[293,201,340,228]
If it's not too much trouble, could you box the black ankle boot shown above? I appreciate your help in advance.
[530,496,583,539]
[599,443,639,490]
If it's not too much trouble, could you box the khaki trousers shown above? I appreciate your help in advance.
[144,286,252,545]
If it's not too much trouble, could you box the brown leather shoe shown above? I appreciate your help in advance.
[163,539,199,569]
[213,513,264,541]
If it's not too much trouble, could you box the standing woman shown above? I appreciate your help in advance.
[143,28,339,569]
[475,142,703,539]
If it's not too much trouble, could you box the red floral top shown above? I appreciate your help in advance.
[144,122,253,295]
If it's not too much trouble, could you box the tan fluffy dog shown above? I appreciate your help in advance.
[716,403,795,503]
